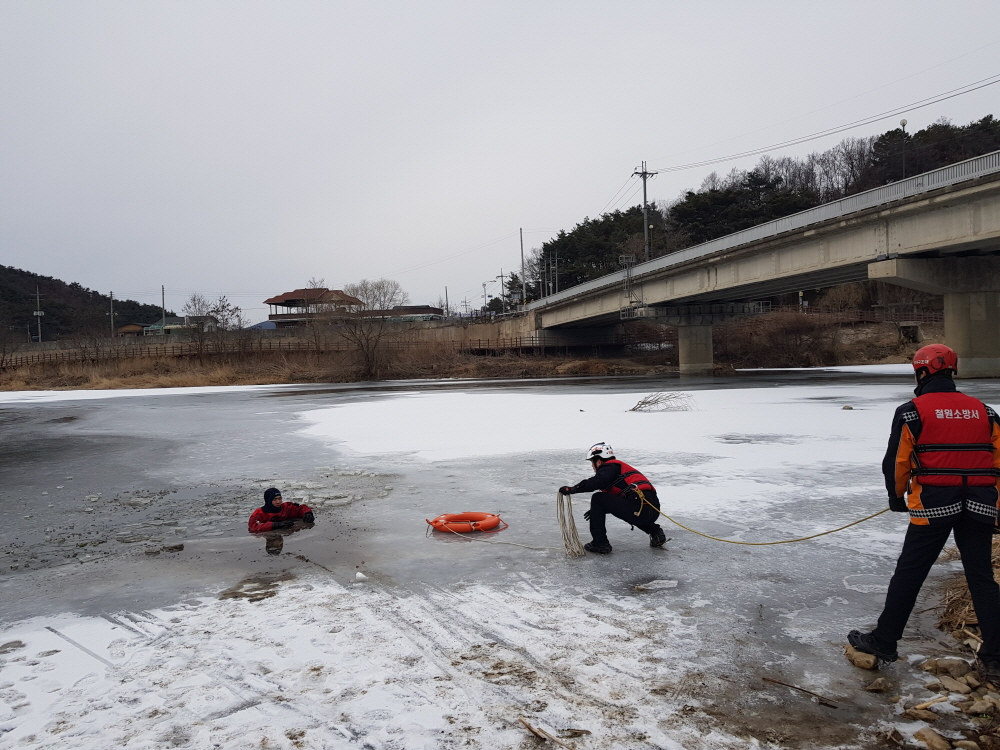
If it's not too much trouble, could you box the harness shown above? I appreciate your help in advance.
[602,460,656,517]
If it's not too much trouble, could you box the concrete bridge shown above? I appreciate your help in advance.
[526,151,1000,376]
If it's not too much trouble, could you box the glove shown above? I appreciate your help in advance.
[583,510,592,521]
[889,496,907,513]
[302,512,315,523]
[559,486,573,495]
[272,519,294,529]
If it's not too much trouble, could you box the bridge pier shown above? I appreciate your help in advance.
[677,324,714,376]
[869,258,1000,378]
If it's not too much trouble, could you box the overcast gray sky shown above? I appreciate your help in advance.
[1,1,998,321]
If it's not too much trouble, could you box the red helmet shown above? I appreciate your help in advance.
[912,344,957,375]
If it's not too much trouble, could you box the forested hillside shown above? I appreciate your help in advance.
[0,265,170,341]
[508,115,1000,303]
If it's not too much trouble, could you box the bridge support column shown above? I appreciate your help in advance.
[869,258,1000,378]
[677,324,714,376]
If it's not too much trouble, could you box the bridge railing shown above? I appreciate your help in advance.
[526,149,1000,310]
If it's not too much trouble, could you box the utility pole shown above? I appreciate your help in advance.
[33,285,44,343]
[482,282,487,314]
[161,285,166,335]
[496,269,505,313]
[519,228,526,305]
[110,291,115,338]
[444,286,449,316]
[632,161,658,262]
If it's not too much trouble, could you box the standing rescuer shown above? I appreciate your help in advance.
[849,344,1000,681]
[560,442,667,554]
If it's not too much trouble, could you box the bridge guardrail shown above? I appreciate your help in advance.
[527,149,1000,310]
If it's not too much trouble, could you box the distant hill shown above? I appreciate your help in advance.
[0,265,173,341]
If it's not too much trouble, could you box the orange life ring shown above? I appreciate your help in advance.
[426,512,508,533]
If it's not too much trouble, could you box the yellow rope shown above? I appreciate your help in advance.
[648,501,891,546]
[437,525,559,551]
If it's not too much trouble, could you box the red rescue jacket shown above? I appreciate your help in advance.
[248,502,313,533]
[602,460,655,496]
[912,392,997,487]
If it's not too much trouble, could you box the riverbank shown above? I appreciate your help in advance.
[0,319,927,391]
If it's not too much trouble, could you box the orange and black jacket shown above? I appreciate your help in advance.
[569,459,656,497]
[248,502,313,533]
[882,374,1000,526]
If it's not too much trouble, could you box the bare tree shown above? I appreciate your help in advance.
[340,278,409,380]
[182,292,215,360]
[182,293,212,317]
[209,295,252,355]
[303,276,331,352]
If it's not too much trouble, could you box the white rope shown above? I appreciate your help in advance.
[557,492,586,557]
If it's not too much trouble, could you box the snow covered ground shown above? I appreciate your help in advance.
[2,369,995,748]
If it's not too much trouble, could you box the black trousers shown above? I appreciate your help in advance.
[874,515,1000,662]
[589,490,662,544]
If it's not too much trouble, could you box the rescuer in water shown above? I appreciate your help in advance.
[848,344,1000,683]
[560,442,667,554]
[248,488,315,533]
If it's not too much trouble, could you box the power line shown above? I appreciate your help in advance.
[649,72,1000,174]
[651,39,1000,164]
[608,180,644,214]
[596,175,638,216]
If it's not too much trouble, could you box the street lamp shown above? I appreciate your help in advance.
[495,272,506,313]
[900,119,908,179]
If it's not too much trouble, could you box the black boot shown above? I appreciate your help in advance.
[847,629,898,663]
[978,658,1000,687]
[584,540,612,555]
[648,526,667,548]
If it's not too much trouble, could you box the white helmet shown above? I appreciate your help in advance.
[586,442,615,462]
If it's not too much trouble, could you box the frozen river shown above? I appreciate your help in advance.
[1,368,995,748]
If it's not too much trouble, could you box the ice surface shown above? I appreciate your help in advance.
[0,383,301,404]
[4,371,995,747]
[738,364,914,375]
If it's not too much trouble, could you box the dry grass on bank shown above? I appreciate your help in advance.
[937,538,1000,650]
[0,318,936,391]
[715,316,941,370]
[0,345,678,392]
[0,352,348,391]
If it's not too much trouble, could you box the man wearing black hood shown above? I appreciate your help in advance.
[248,488,315,533]
[849,344,1000,684]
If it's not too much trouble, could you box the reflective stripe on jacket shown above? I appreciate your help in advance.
[602,460,655,496]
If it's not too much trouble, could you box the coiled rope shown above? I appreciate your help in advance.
[557,492,586,556]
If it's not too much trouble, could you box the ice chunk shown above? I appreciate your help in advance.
[635,579,678,591]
